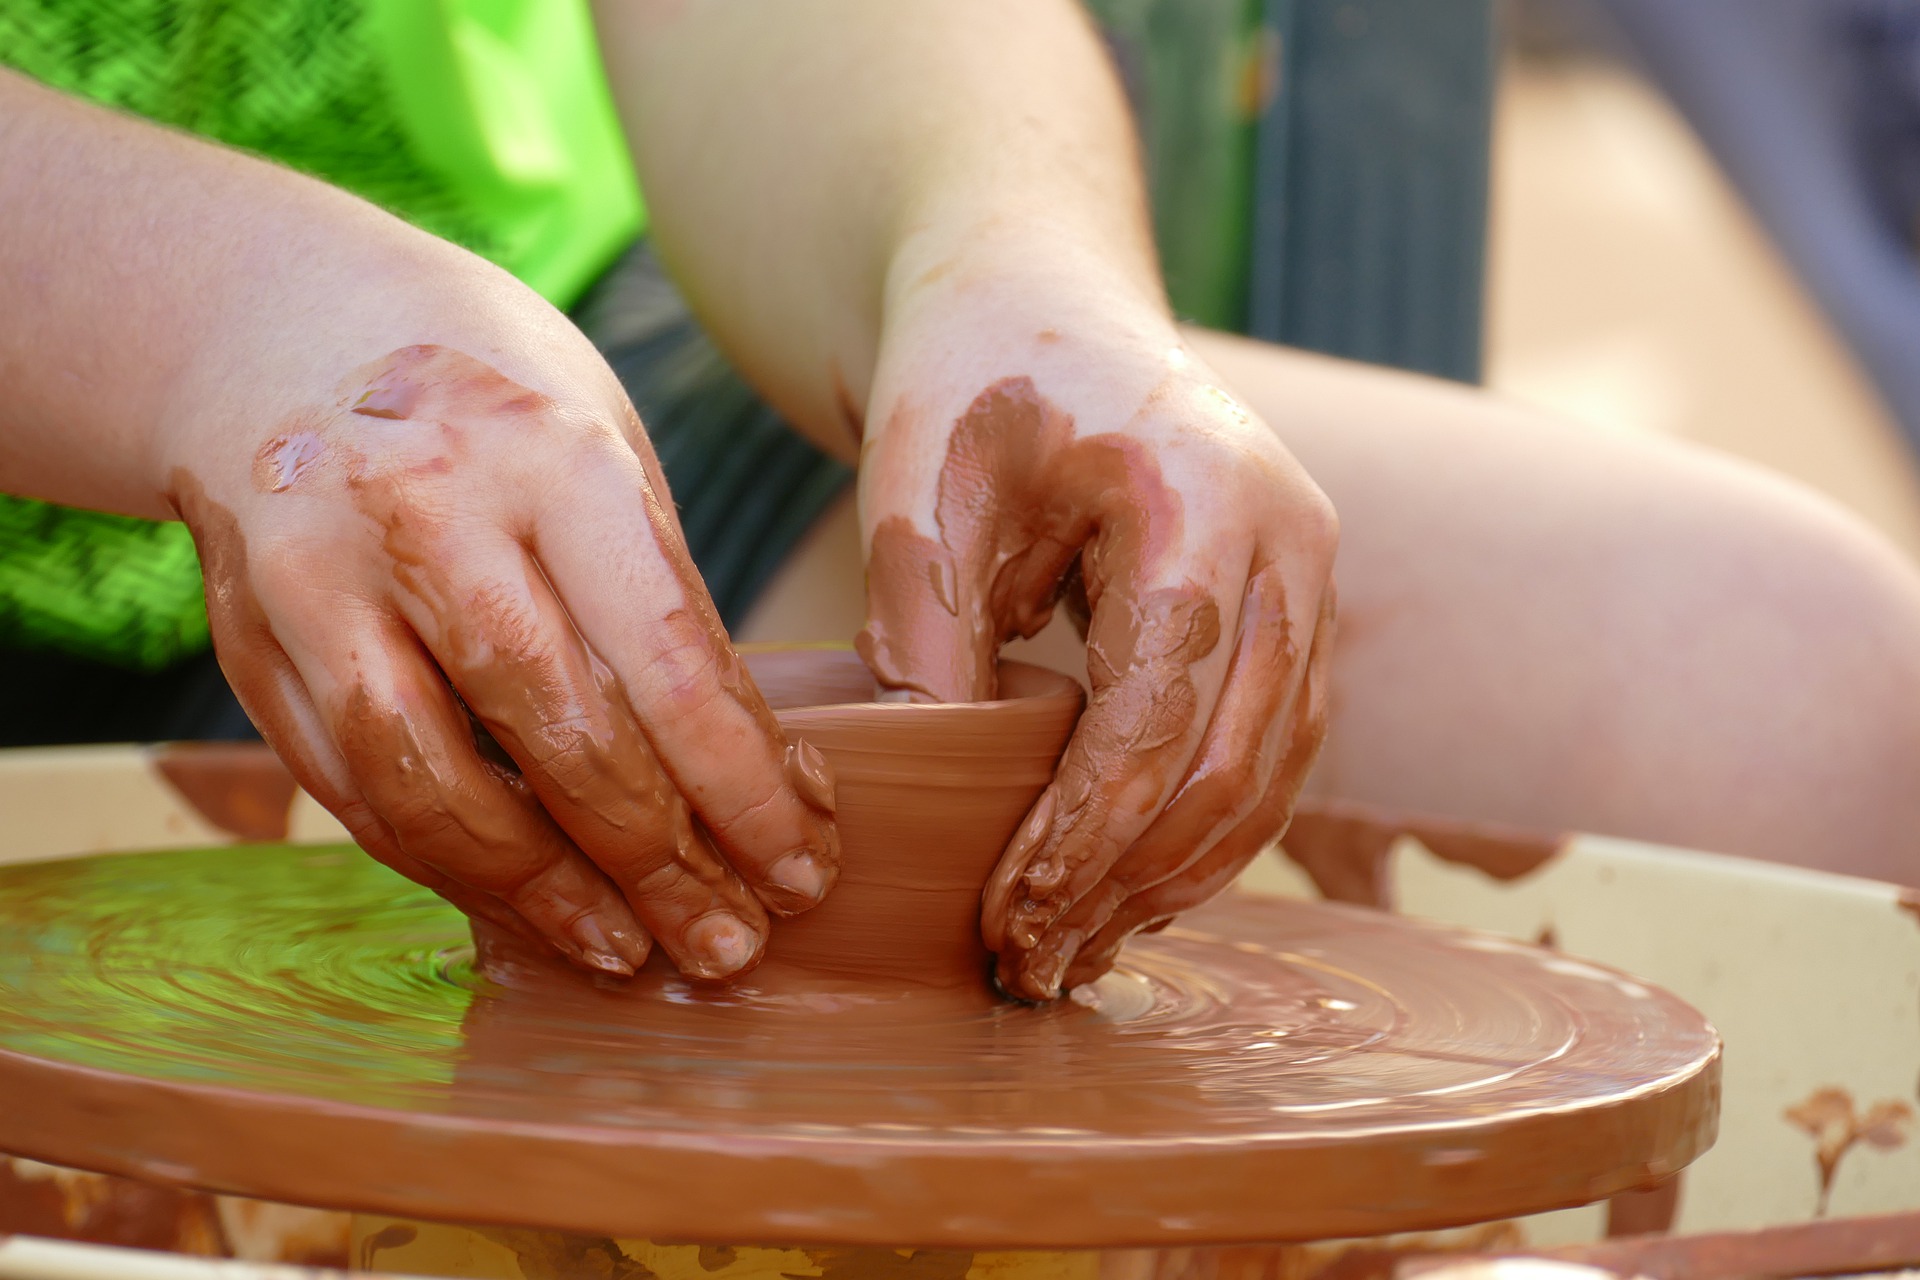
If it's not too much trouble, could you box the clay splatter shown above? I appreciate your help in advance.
[1784,1086,1913,1217]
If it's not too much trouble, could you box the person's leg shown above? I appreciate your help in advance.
[1193,329,1920,884]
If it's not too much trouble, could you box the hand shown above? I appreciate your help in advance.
[158,278,840,981]
[856,253,1336,1000]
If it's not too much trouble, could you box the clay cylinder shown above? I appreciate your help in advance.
[743,646,1083,993]
[472,647,1084,999]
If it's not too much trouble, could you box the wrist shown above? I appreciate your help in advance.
[883,214,1171,342]
[154,232,606,508]
[868,221,1196,448]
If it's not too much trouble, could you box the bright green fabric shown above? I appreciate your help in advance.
[366,0,646,307]
[0,0,644,669]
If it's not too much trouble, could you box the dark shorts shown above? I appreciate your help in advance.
[0,244,850,746]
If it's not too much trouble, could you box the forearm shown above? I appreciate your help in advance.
[592,0,1169,458]
[0,69,542,518]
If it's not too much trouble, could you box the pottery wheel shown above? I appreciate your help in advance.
[0,844,1718,1248]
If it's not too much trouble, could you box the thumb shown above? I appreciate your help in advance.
[855,509,997,702]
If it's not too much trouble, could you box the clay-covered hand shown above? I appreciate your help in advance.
[857,275,1336,1001]
[162,332,839,983]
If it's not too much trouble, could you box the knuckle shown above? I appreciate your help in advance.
[1299,489,1340,554]
[1204,757,1266,810]
[382,788,468,851]
[631,619,727,726]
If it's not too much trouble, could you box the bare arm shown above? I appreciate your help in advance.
[0,68,489,514]
[595,2,1338,998]
[591,0,1164,456]
[0,66,840,981]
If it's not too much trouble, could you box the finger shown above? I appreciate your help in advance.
[519,441,842,919]
[980,560,1242,962]
[382,528,778,981]
[207,611,559,956]
[344,346,837,921]
[997,565,1327,997]
[180,456,572,960]
[1057,590,1335,990]
[263,585,656,978]
[854,379,1084,703]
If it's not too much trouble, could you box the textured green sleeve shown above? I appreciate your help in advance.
[0,498,210,672]
[0,0,643,669]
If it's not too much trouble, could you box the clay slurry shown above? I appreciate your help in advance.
[0,850,1722,1245]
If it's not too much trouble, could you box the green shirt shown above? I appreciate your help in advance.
[0,0,645,669]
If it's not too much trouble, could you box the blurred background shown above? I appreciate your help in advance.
[1096,0,1920,558]
[1491,0,1920,560]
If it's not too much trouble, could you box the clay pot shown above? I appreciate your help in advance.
[472,646,1084,998]
[743,646,1084,994]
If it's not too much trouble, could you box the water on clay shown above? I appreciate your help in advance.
[0,843,1712,1139]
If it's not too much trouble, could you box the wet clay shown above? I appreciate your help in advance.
[149,742,299,843]
[199,344,845,982]
[858,376,1321,998]
[0,708,1720,1251]
[1279,801,1569,912]
[857,376,1198,708]
[467,648,1088,1000]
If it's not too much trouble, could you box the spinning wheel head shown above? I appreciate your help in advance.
[0,650,1719,1249]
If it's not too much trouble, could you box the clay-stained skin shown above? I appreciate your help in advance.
[859,376,1190,702]
[186,344,839,982]
[784,740,838,816]
[860,377,1294,997]
[1279,801,1569,912]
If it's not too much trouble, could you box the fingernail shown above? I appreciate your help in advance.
[1024,851,1066,895]
[607,922,653,968]
[1011,892,1068,951]
[784,740,838,815]
[765,849,831,912]
[569,915,636,977]
[582,949,635,977]
[1027,939,1077,999]
[684,912,761,979]
[982,792,1058,951]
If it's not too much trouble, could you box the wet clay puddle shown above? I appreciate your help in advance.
[0,844,1718,1248]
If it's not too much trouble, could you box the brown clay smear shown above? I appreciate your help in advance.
[0,822,1722,1248]
[1280,800,1570,912]
[149,743,298,843]
[997,579,1222,952]
[857,377,1227,983]
[1784,1085,1913,1217]
[858,375,1193,704]
[231,345,838,978]
[1898,888,1920,928]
